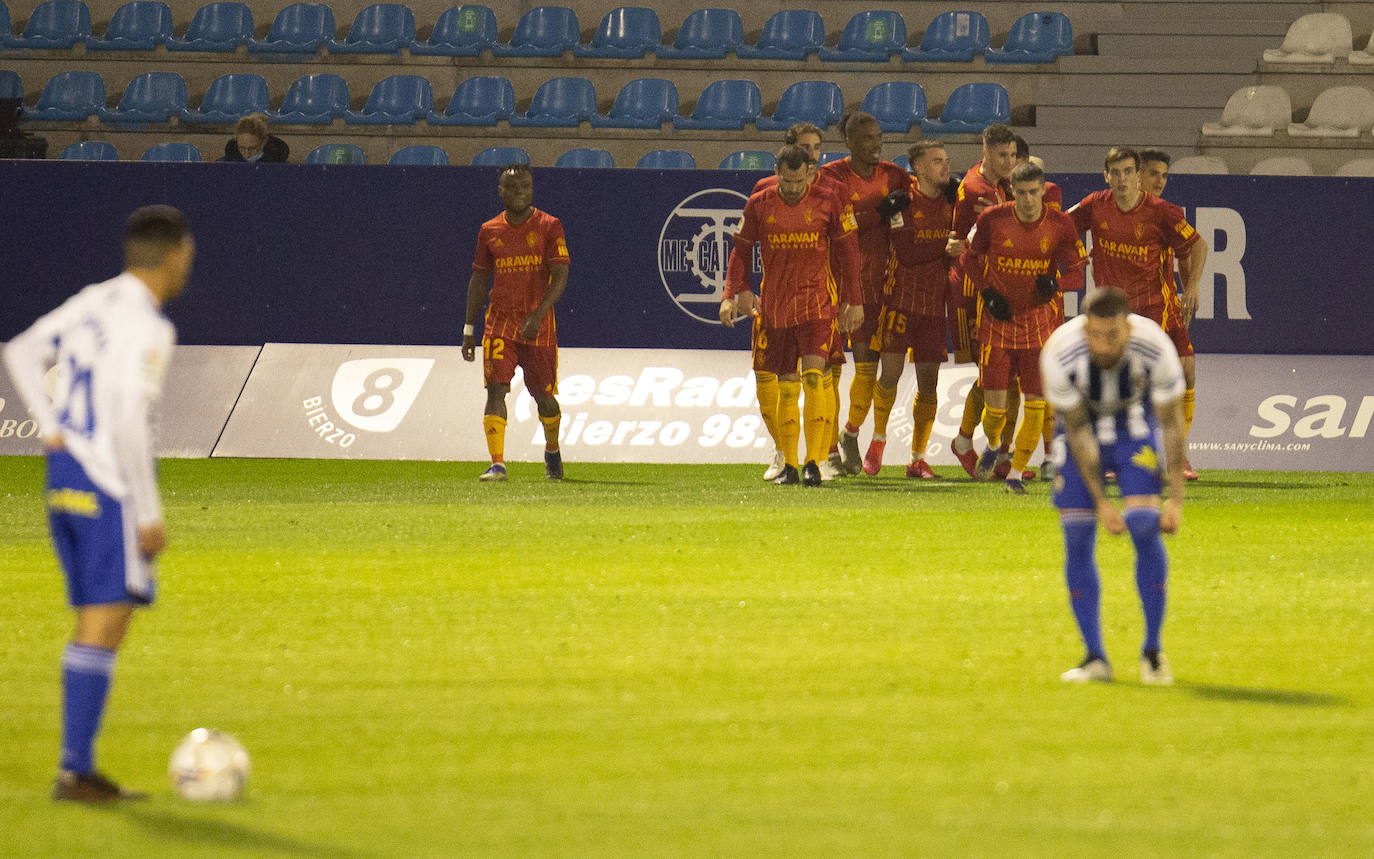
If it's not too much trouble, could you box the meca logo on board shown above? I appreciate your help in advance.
[302,358,435,448]
[658,188,749,324]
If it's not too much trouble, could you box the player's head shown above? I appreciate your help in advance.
[907,141,950,188]
[1139,148,1171,196]
[497,162,534,216]
[124,205,194,300]
[1009,161,1046,221]
[234,113,269,161]
[1083,287,1132,367]
[785,121,824,164]
[775,144,816,204]
[1013,134,1031,164]
[838,110,882,167]
[1103,147,1141,201]
[981,124,1018,182]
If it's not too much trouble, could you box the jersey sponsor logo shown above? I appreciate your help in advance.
[1096,237,1150,261]
[658,188,750,325]
[494,253,543,272]
[329,358,435,433]
[766,231,822,249]
[992,255,1053,276]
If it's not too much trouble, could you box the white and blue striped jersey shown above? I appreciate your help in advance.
[1040,313,1184,445]
[2,273,175,526]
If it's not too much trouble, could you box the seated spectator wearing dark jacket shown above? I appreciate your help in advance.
[223,114,289,162]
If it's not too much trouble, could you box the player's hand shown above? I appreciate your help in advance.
[973,195,997,215]
[980,287,1013,322]
[520,313,544,341]
[139,521,167,559]
[876,189,911,220]
[1035,273,1059,301]
[461,334,477,362]
[1097,498,1126,535]
[1159,498,1183,534]
[718,298,738,327]
[945,231,965,258]
[943,178,961,204]
[1182,289,1199,326]
[44,434,66,452]
[838,303,864,334]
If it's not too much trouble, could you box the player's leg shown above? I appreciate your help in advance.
[826,363,844,477]
[1051,437,1112,682]
[1117,434,1171,684]
[907,360,940,479]
[799,322,835,486]
[480,336,516,481]
[520,342,564,480]
[996,376,1021,480]
[1181,353,1198,481]
[1039,402,1057,481]
[975,344,1010,480]
[752,318,785,480]
[950,295,982,476]
[839,305,882,474]
[1004,352,1046,493]
[866,312,908,476]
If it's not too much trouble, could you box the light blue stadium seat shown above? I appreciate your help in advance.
[820,10,906,62]
[904,10,990,61]
[389,144,448,165]
[29,71,104,120]
[555,147,614,168]
[471,146,529,167]
[719,150,776,171]
[589,78,677,129]
[984,11,1074,64]
[818,151,847,166]
[59,140,120,160]
[5,0,90,48]
[920,82,1010,135]
[656,8,741,59]
[862,81,927,132]
[0,3,9,41]
[636,149,695,169]
[85,0,172,50]
[672,79,761,130]
[141,142,201,161]
[181,73,268,123]
[0,70,21,99]
[305,143,365,164]
[269,73,349,124]
[508,76,594,127]
[329,3,415,54]
[490,6,578,57]
[757,80,844,131]
[167,2,253,51]
[426,76,512,126]
[574,6,658,58]
[410,4,495,56]
[345,74,433,125]
[736,9,824,60]
[893,154,911,171]
[99,72,187,123]
[249,3,335,54]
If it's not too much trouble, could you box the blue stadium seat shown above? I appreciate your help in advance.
[4,0,91,48]
[0,70,20,99]
[99,72,187,123]
[819,10,906,62]
[410,4,495,56]
[656,8,741,59]
[167,2,253,51]
[490,6,578,57]
[249,3,335,54]
[269,74,349,124]
[574,6,658,58]
[389,144,448,165]
[920,82,1010,135]
[85,0,172,50]
[305,143,365,164]
[329,3,415,54]
[893,154,911,172]
[29,71,104,120]
[817,151,847,166]
[508,76,594,127]
[141,142,201,161]
[555,147,614,168]
[736,9,824,60]
[904,10,990,61]
[984,11,1074,64]
[426,76,512,126]
[636,149,695,169]
[672,79,761,130]
[719,150,776,171]
[756,80,844,131]
[345,74,433,125]
[59,140,120,160]
[471,146,529,166]
[181,73,268,123]
[0,3,9,42]
[861,81,927,132]
[589,78,677,129]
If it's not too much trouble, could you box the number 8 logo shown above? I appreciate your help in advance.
[331,358,436,433]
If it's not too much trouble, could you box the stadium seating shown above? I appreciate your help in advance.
[471,146,529,166]
[99,72,188,123]
[819,10,906,62]
[1249,156,1313,175]
[818,151,846,166]
[249,3,334,54]
[904,10,989,62]
[555,147,615,168]
[719,150,775,170]
[756,80,844,130]
[0,70,20,99]
[141,142,201,161]
[427,75,513,126]
[1201,85,1292,136]
[892,153,911,171]
[59,140,120,160]
[1287,86,1374,137]
[736,9,824,60]
[0,3,9,41]
[167,2,253,52]
[984,11,1073,64]
[1335,158,1374,176]
[1169,155,1229,174]
[508,76,595,127]
[1262,13,1352,63]
[409,4,495,56]
[672,79,761,130]
[490,6,578,58]
[920,82,1010,135]
[861,81,927,132]
[635,149,695,169]
[589,78,677,129]
[656,8,742,59]
[389,144,448,165]
[1350,33,1374,65]
[306,143,365,164]
[345,75,433,125]
[4,0,91,48]
[329,3,414,54]
[29,71,105,120]
[85,0,172,50]
[270,73,348,124]
[181,73,268,123]
[574,6,659,58]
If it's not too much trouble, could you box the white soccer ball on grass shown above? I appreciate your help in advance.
[168,728,251,801]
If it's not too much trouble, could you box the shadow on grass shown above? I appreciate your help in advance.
[1186,480,1327,491]
[119,806,344,855]
[1179,681,1348,707]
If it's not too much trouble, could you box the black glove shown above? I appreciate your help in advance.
[1035,273,1058,300]
[943,178,960,204]
[981,287,1013,322]
[876,189,911,220]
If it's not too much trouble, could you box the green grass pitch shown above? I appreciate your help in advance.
[1,457,1371,857]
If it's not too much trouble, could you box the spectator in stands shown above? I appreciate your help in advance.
[222,114,289,162]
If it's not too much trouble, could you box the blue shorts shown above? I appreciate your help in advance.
[46,450,155,607]
[1051,423,1164,510]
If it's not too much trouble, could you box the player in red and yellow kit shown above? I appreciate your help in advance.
[722,145,863,486]
[461,163,570,482]
[968,160,1087,493]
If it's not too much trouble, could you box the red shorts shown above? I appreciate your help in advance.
[872,308,948,364]
[1164,316,1195,358]
[753,317,835,376]
[846,301,883,355]
[978,342,1044,396]
[483,335,558,397]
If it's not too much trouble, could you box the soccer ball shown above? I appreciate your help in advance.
[168,728,250,801]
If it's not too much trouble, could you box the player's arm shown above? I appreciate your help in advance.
[832,208,864,332]
[1155,394,1187,533]
[1176,236,1208,326]
[721,206,760,327]
[1053,225,1089,293]
[114,328,174,557]
[1061,402,1126,534]
[1,313,63,446]
[461,269,491,362]
[521,263,568,342]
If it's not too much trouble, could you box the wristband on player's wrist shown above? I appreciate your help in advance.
[463,324,475,337]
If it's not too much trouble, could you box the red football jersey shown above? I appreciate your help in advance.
[949,162,1013,316]
[887,185,955,316]
[1044,180,1063,212]
[1068,189,1200,320]
[970,202,1087,349]
[472,208,570,346]
[819,158,911,305]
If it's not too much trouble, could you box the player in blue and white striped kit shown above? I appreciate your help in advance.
[1039,287,1187,686]
[3,206,193,802]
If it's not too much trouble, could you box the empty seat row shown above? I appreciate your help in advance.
[1261,12,1374,64]
[1202,85,1374,137]
[1171,154,1374,177]
[1,1,1074,63]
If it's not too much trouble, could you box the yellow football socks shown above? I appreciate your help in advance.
[778,379,802,468]
[482,414,506,463]
[1002,379,1021,451]
[845,361,879,432]
[959,384,985,439]
[981,406,1007,451]
[802,369,833,465]
[828,365,843,453]
[756,370,781,451]
[1183,387,1196,436]
[871,380,898,438]
[539,414,562,452]
[1042,401,1055,452]
[1011,401,1046,473]
[911,392,938,460]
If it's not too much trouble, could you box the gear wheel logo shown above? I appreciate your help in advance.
[658,188,751,324]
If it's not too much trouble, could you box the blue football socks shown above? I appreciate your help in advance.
[1125,507,1168,654]
[60,643,116,774]
[1061,512,1105,659]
